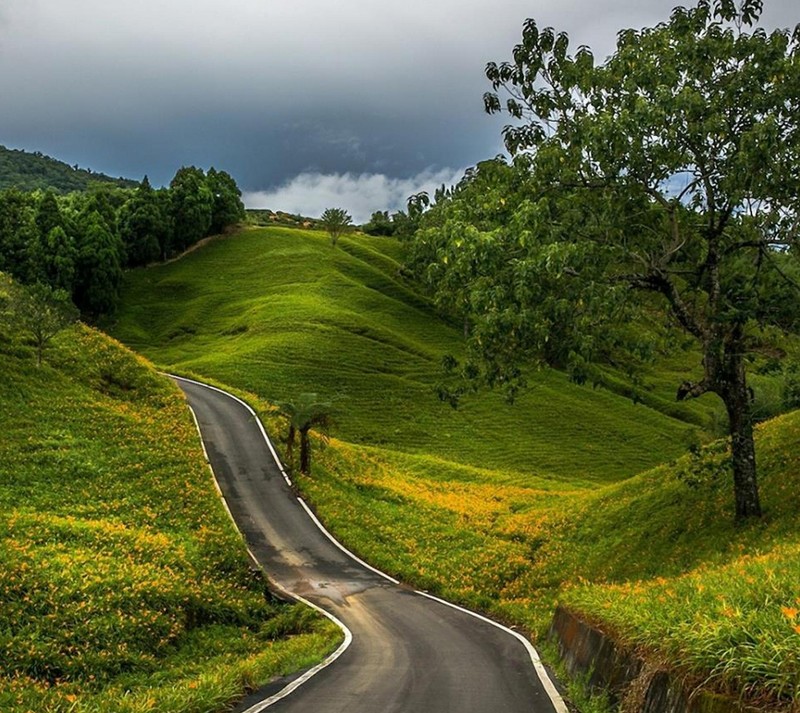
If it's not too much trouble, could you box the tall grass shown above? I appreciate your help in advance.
[0,324,340,712]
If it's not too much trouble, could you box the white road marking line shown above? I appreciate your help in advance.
[414,590,568,713]
[296,497,400,585]
[173,373,568,713]
[238,589,353,713]
[171,374,293,486]
[181,392,353,711]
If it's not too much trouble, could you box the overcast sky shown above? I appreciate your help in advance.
[1,0,797,221]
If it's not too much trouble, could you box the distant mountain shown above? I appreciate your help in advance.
[0,144,139,193]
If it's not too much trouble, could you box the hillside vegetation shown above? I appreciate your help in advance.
[113,227,800,710]
[292,408,800,710]
[0,165,245,319]
[0,145,137,193]
[113,227,709,484]
[0,315,339,712]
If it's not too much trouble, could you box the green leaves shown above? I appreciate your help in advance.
[320,207,353,247]
[442,0,800,520]
[5,279,78,366]
[486,0,800,231]
[170,166,214,251]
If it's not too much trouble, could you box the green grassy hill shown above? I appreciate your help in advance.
[112,227,800,711]
[113,227,707,485]
[287,406,800,711]
[0,315,338,712]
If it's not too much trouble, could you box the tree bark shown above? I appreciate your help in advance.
[300,426,311,475]
[286,423,296,470]
[719,344,762,521]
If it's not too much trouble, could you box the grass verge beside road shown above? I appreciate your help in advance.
[0,323,340,713]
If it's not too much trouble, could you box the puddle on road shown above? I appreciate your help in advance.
[292,577,378,605]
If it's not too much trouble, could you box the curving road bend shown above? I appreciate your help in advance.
[174,376,566,713]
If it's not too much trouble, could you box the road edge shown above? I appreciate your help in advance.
[180,387,353,713]
[173,373,568,713]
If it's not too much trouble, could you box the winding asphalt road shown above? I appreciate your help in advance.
[174,376,566,713]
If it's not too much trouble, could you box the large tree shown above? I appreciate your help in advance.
[74,211,124,317]
[0,189,38,283]
[416,0,800,520]
[206,168,245,235]
[170,166,213,252]
[35,191,64,239]
[40,226,78,292]
[118,177,167,267]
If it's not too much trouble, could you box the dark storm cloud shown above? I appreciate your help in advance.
[1,0,797,214]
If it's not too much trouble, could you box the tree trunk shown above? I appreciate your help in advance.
[299,426,311,475]
[286,423,296,470]
[719,348,762,521]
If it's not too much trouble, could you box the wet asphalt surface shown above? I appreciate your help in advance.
[175,377,561,713]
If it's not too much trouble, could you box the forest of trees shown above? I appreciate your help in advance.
[0,145,138,193]
[0,166,245,317]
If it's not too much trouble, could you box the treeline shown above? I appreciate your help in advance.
[0,166,245,317]
[0,145,138,193]
[361,193,432,238]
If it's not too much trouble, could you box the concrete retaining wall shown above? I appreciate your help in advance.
[548,606,760,713]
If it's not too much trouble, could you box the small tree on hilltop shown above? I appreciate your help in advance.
[320,207,353,247]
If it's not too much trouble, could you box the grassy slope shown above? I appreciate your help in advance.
[114,227,700,485]
[293,411,800,709]
[0,322,339,713]
[112,227,800,710]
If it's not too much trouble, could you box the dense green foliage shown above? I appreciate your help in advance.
[0,145,137,193]
[0,309,339,712]
[118,178,168,265]
[170,168,214,252]
[412,0,800,520]
[319,207,353,246]
[360,205,425,239]
[0,166,245,318]
[1,277,78,366]
[361,211,396,236]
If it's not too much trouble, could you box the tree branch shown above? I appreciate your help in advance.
[623,270,706,339]
[677,377,712,401]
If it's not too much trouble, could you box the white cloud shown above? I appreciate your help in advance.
[243,167,467,224]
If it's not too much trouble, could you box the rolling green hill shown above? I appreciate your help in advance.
[113,226,707,485]
[0,311,338,712]
[112,227,800,710]
[0,144,138,193]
